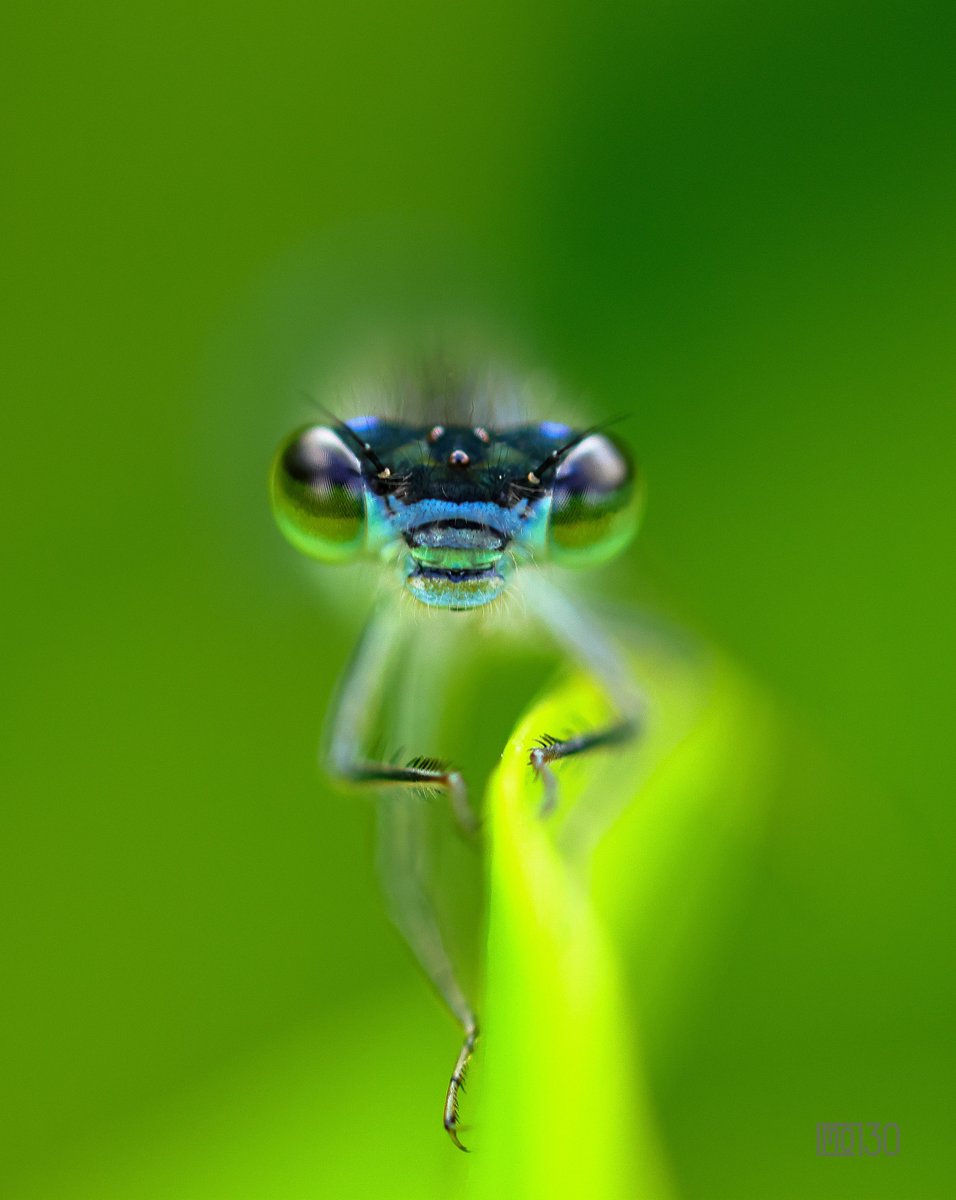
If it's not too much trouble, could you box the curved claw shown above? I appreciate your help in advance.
[443,1022,478,1152]
[443,1116,470,1152]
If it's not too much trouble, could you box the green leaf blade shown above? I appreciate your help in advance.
[473,670,674,1200]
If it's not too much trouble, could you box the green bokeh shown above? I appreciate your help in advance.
[3,2,954,1197]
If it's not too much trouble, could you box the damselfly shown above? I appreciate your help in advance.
[269,360,645,1149]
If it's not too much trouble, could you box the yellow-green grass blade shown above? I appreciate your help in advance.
[471,633,777,1200]
[472,665,674,1200]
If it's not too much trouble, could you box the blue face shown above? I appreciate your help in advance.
[270,417,640,609]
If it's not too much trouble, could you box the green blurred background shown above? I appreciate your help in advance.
[3,1,954,1196]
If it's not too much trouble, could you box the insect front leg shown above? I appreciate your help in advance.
[529,719,638,816]
[524,576,647,818]
[323,600,480,1149]
[323,601,478,837]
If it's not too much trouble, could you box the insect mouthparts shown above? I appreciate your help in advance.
[406,520,507,553]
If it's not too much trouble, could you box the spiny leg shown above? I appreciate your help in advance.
[348,756,478,836]
[523,575,647,819]
[530,719,638,816]
[443,1020,479,1151]
[324,603,479,837]
[375,791,480,1149]
[325,601,480,1147]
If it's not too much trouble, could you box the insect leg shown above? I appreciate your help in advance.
[375,791,480,1150]
[323,601,479,1149]
[443,1019,479,1152]
[523,576,647,817]
[323,602,479,836]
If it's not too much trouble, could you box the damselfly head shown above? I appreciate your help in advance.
[270,407,641,610]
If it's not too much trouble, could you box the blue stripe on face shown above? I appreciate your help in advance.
[386,499,531,539]
[366,495,549,608]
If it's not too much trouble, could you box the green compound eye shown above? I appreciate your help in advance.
[270,425,367,561]
[547,433,642,566]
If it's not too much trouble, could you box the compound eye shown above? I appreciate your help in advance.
[547,433,642,566]
[270,426,366,561]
